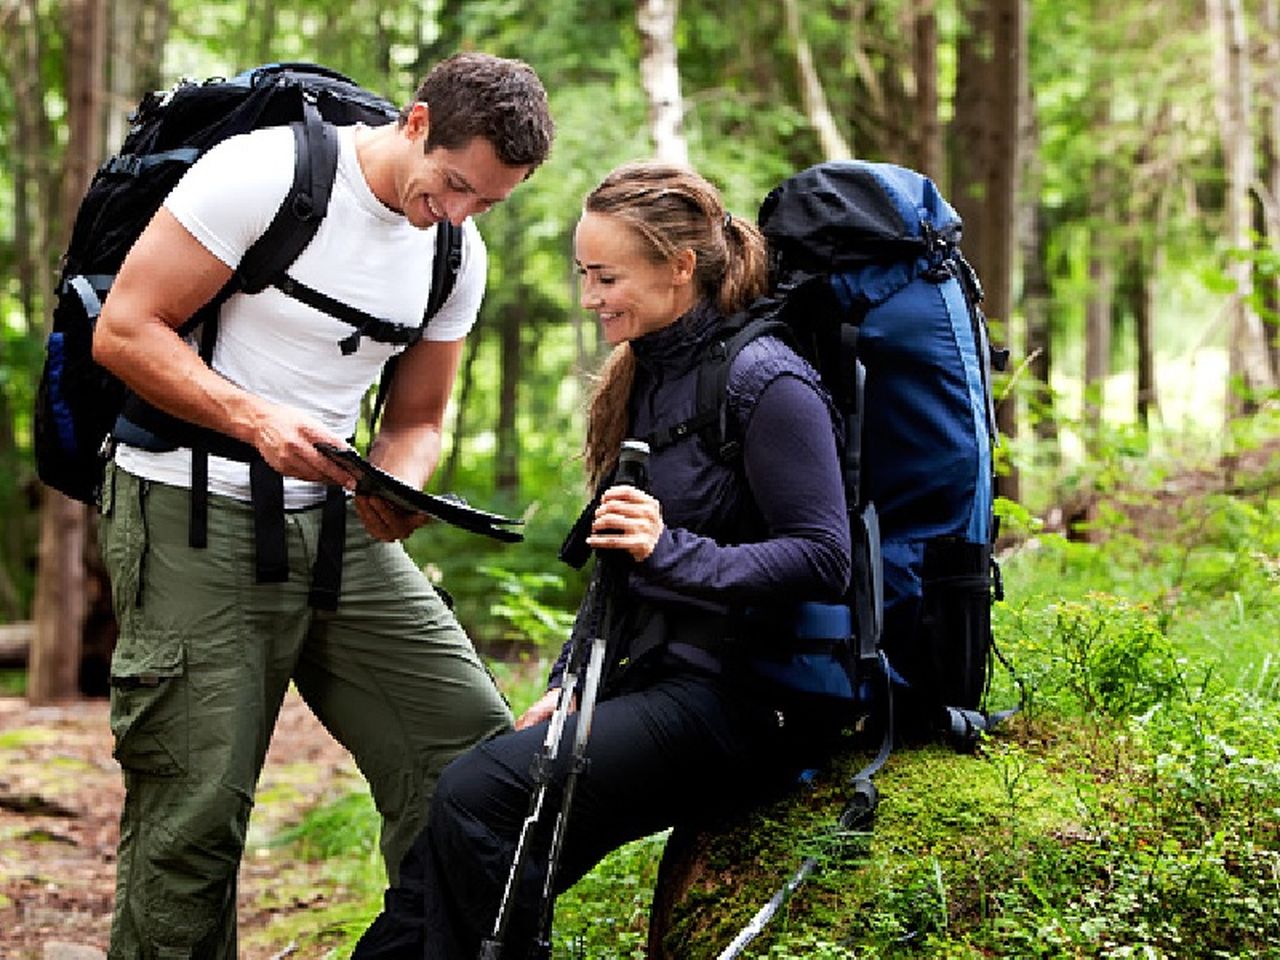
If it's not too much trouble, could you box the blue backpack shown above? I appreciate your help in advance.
[695,161,1011,747]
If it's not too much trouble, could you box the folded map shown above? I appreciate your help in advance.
[315,443,524,543]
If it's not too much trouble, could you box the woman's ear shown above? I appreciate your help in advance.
[672,248,697,287]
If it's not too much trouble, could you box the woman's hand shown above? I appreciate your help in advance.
[586,484,664,562]
[515,688,565,730]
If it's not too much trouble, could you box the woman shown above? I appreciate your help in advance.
[353,161,852,959]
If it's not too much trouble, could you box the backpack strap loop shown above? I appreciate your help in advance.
[308,484,348,611]
[249,458,289,583]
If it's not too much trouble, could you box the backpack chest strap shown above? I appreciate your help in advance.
[272,274,426,354]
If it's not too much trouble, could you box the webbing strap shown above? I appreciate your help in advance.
[66,275,104,320]
[236,108,335,294]
[273,274,423,354]
[309,485,347,610]
[189,443,209,549]
[102,147,201,177]
[250,459,288,583]
[644,408,719,453]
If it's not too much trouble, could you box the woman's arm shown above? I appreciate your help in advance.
[641,373,852,601]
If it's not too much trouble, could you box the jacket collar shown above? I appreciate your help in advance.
[630,299,724,377]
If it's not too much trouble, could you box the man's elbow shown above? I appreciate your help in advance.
[91,312,128,376]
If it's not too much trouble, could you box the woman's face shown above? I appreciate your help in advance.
[574,211,695,346]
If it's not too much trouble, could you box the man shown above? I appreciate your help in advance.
[92,53,554,958]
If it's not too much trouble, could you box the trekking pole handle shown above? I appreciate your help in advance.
[615,438,650,491]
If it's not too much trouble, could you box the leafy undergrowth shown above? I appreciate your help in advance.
[265,430,1280,958]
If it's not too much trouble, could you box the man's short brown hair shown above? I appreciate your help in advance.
[402,53,554,171]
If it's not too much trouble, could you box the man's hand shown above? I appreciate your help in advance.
[353,494,431,542]
[252,404,358,487]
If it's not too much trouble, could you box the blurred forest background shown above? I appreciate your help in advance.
[0,0,1278,699]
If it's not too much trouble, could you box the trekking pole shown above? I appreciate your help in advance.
[479,439,650,960]
[528,438,649,959]
[478,631,590,960]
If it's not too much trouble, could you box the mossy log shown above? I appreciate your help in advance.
[646,748,879,958]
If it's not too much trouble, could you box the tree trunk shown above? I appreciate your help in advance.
[951,0,1024,504]
[635,0,688,165]
[5,0,54,335]
[913,0,942,182]
[29,0,107,705]
[1134,241,1160,430]
[0,0,54,620]
[782,0,852,160]
[1207,0,1276,416]
[1261,0,1280,377]
[1083,212,1114,451]
[495,304,522,496]
[106,0,139,150]
[1023,200,1057,459]
[104,0,167,146]
[439,335,481,493]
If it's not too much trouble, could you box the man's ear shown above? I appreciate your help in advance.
[672,248,697,286]
[403,102,430,141]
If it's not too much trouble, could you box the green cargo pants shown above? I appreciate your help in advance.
[99,463,513,959]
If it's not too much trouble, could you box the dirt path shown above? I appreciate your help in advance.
[0,691,365,959]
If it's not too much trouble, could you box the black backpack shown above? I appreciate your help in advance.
[34,62,463,508]
[673,161,1017,752]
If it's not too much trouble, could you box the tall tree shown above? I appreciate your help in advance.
[29,0,107,704]
[0,0,56,620]
[781,0,851,160]
[1260,0,1280,377]
[1207,0,1276,415]
[1083,133,1115,450]
[913,0,943,182]
[951,0,1025,503]
[636,0,689,163]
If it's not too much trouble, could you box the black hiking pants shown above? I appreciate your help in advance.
[352,660,816,959]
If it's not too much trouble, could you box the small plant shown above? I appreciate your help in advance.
[479,563,577,653]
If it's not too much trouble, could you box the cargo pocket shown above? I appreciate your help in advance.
[102,466,189,777]
[109,630,188,776]
[918,537,993,711]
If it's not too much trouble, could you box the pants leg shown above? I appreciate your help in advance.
[353,667,799,960]
[102,465,311,960]
[292,514,513,886]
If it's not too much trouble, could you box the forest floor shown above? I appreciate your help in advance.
[0,689,364,960]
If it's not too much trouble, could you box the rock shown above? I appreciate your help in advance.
[42,943,106,960]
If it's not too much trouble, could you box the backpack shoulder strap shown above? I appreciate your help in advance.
[367,221,465,432]
[176,102,338,351]
[238,105,338,297]
[425,220,465,321]
[644,316,792,459]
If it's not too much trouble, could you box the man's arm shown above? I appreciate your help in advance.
[355,336,465,541]
[93,207,356,487]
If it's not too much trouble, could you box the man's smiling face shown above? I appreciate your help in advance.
[395,103,530,228]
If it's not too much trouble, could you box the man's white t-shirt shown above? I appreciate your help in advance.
[115,124,487,508]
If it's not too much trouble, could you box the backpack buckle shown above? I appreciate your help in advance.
[292,193,317,221]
